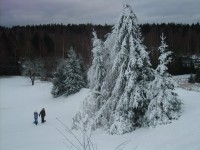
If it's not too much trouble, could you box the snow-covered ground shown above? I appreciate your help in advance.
[0,76,200,150]
[173,74,200,92]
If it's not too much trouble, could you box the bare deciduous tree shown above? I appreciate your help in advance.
[20,58,45,85]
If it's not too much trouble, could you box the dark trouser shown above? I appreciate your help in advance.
[34,118,38,125]
[41,116,45,123]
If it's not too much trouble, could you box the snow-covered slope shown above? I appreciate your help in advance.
[0,76,200,150]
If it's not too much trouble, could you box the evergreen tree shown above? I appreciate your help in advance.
[76,4,154,134]
[87,31,107,91]
[79,55,88,88]
[195,67,200,83]
[51,47,86,97]
[75,31,108,124]
[105,4,154,134]
[63,47,86,96]
[51,59,66,97]
[145,34,181,127]
[188,73,195,83]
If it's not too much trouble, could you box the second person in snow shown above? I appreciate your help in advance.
[39,108,46,123]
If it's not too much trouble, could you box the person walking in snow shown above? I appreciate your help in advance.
[33,111,39,125]
[39,108,46,123]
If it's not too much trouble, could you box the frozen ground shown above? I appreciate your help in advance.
[0,76,200,150]
[173,74,200,92]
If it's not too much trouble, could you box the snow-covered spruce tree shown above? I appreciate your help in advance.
[106,5,154,134]
[51,47,86,97]
[87,31,107,91]
[76,4,154,134]
[63,47,86,96]
[145,34,181,127]
[73,31,108,127]
[195,67,200,83]
[51,59,66,97]
[79,55,88,87]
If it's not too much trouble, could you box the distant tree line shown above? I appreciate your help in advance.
[140,23,200,75]
[0,23,199,76]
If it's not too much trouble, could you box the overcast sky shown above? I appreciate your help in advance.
[0,0,199,27]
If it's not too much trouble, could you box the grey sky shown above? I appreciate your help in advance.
[0,0,199,27]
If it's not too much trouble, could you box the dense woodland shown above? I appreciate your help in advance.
[0,23,200,76]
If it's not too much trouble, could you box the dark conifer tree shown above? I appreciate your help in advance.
[51,59,66,97]
[51,47,86,97]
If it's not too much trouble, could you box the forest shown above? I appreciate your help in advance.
[0,23,200,76]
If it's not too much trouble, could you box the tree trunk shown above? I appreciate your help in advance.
[31,76,35,85]
[32,79,34,85]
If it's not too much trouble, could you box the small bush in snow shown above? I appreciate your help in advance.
[195,68,200,83]
[188,74,195,83]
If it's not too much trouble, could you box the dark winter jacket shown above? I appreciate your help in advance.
[39,109,46,117]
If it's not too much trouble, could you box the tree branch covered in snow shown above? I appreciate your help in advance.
[20,58,46,85]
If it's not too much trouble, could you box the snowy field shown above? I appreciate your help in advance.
[0,76,200,150]
[173,75,200,92]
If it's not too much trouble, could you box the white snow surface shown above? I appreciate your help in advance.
[0,76,200,150]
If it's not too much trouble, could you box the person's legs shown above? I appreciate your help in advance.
[41,116,44,123]
[34,118,38,125]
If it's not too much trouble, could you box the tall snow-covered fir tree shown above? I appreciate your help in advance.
[87,31,107,91]
[145,34,181,127]
[104,4,154,134]
[51,59,66,97]
[74,31,108,125]
[75,4,154,135]
[63,47,86,96]
[51,47,86,97]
